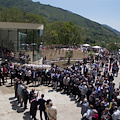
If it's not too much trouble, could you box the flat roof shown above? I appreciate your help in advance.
[0,22,44,30]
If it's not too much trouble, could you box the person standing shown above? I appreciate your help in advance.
[37,69,42,86]
[25,68,31,85]
[3,65,8,82]
[81,98,89,116]
[59,72,64,90]
[21,65,26,83]
[0,66,4,86]
[47,102,57,120]
[52,73,57,90]
[38,94,47,120]
[29,88,36,101]
[22,86,29,109]
[10,68,15,86]
[17,81,24,107]
[63,74,70,94]
[112,106,120,120]
[30,94,38,120]
[83,65,88,78]
[79,82,88,103]
[31,69,37,86]
[14,77,19,98]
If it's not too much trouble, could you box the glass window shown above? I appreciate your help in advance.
[0,29,9,49]
[18,29,28,51]
[9,29,17,51]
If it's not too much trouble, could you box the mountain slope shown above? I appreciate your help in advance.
[0,0,98,27]
[103,24,120,36]
[0,0,120,45]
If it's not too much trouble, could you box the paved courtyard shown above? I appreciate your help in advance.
[0,66,120,120]
[0,81,81,120]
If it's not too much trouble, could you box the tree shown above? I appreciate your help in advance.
[0,8,9,22]
[65,50,73,64]
[43,21,83,45]
[0,7,47,24]
[22,12,47,25]
[106,42,119,51]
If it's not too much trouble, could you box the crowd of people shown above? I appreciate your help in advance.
[0,52,120,120]
[19,52,31,64]
[0,48,31,64]
[0,59,57,120]
[0,48,15,62]
[14,79,57,120]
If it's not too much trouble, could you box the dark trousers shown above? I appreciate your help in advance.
[15,89,17,98]
[84,72,87,77]
[40,110,47,120]
[32,78,36,86]
[46,78,51,85]
[26,76,30,84]
[11,76,14,85]
[64,85,69,94]
[59,81,63,90]
[41,77,44,85]
[23,98,28,109]
[0,76,4,85]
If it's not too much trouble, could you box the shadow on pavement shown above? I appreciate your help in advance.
[76,102,82,107]
[48,90,53,92]
[6,85,12,87]
[9,98,25,113]
[9,97,15,100]
[23,111,32,120]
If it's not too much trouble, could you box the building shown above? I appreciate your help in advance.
[0,22,44,62]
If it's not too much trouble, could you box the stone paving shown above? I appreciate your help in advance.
[0,66,120,120]
[0,80,81,120]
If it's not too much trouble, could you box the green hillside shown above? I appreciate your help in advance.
[0,0,120,46]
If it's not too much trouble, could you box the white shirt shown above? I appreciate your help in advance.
[112,110,120,120]
[25,70,31,77]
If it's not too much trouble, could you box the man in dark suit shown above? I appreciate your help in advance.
[59,72,64,90]
[30,94,38,120]
[22,86,29,109]
[81,98,89,116]
[83,65,88,77]
[29,88,36,102]
[14,77,18,98]
[38,94,47,120]
[0,67,4,86]
[10,68,15,86]
[31,69,37,86]
[41,69,45,85]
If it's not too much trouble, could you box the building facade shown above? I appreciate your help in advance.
[0,22,44,61]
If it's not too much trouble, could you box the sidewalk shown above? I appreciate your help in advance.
[0,80,81,120]
[0,65,120,120]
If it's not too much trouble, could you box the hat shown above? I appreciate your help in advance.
[117,96,120,100]
[92,109,98,114]
[83,82,86,85]
[49,101,53,106]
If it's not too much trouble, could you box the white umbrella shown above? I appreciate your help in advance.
[31,43,37,46]
[92,46,101,49]
[21,43,29,46]
[83,44,90,47]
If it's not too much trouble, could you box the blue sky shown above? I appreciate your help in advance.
[32,0,120,31]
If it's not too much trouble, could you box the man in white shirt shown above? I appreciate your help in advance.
[25,68,31,84]
[112,106,120,120]
[47,102,57,120]
[79,82,88,102]
[17,81,24,107]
